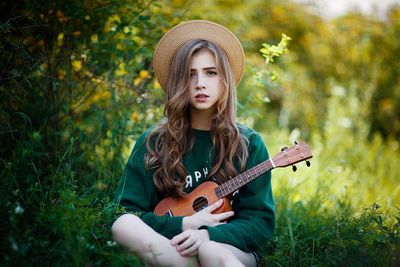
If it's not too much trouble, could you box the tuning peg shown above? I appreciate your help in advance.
[306,160,311,167]
[281,146,288,151]
[292,165,297,172]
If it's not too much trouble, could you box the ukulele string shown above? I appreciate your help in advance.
[189,188,229,212]
[191,197,222,212]
[192,198,209,211]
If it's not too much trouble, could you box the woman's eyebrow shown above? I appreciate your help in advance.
[190,67,217,71]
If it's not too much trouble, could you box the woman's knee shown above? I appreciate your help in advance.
[111,214,144,247]
[198,241,225,261]
[198,241,220,255]
[112,214,140,234]
[198,241,245,267]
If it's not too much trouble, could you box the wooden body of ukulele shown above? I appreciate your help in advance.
[154,141,313,217]
[154,181,232,216]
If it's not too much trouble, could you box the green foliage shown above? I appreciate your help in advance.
[237,34,291,125]
[261,197,400,266]
[260,34,291,64]
[1,0,170,265]
[258,86,400,266]
[176,0,400,140]
[1,0,400,266]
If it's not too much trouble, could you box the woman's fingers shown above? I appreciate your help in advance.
[182,199,233,230]
[215,210,234,221]
[171,229,212,257]
[176,236,194,252]
[170,230,189,246]
[180,241,199,256]
[202,199,223,213]
[171,229,208,256]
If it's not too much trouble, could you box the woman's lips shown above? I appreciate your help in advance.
[195,94,209,98]
[195,94,209,102]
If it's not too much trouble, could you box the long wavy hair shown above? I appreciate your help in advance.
[146,39,249,197]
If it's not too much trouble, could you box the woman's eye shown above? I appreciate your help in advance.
[207,71,217,76]
[190,72,197,78]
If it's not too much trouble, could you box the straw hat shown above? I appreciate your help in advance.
[152,20,245,91]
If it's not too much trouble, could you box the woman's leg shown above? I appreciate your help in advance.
[111,214,198,267]
[198,241,257,267]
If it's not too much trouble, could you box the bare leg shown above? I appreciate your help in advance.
[111,214,198,267]
[198,241,257,267]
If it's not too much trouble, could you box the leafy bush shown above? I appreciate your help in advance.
[1,1,399,266]
[258,86,400,266]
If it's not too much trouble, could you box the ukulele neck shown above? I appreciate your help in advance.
[214,159,275,198]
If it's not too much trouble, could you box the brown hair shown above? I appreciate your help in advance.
[146,39,248,197]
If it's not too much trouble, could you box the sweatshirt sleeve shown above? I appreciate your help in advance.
[200,131,276,252]
[114,132,184,239]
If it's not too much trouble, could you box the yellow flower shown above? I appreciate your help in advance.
[115,62,128,76]
[104,14,121,33]
[114,33,125,39]
[134,77,142,86]
[116,43,124,50]
[71,60,82,71]
[131,26,139,35]
[110,14,121,23]
[91,77,103,84]
[92,93,100,102]
[102,90,111,100]
[132,36,142,45]
[57,33,64,46]
[153,80,161,89]
[130,112,139,122]
[91,34,98,43]
[91,90,110,102]
[115,69,128,76]
[139,70,149,79]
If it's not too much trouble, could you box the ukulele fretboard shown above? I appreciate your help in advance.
[214,159,274,198]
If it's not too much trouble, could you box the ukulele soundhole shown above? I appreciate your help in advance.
[192,197,208,212]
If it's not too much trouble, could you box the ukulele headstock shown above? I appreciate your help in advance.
[272,141,313,170]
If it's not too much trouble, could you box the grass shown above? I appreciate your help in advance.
[255,89,400,266]
[2,91,400,266]
[4,129,399,267]
[261,185,400,266]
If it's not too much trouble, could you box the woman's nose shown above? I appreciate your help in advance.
[195,75,206,89]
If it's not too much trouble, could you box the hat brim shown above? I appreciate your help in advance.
[152,20,245,91]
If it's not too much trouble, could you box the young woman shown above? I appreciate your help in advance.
[111,20,276,267]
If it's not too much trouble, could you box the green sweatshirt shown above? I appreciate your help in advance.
[114,125,276,252]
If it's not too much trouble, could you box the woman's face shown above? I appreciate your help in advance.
[188,49,223,115]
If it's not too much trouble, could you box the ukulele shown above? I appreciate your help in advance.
[154,141,313,217]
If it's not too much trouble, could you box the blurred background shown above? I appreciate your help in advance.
[1,0,399,266]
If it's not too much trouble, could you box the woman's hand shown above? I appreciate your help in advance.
[170,229,209,256]
[182,199,234,231]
